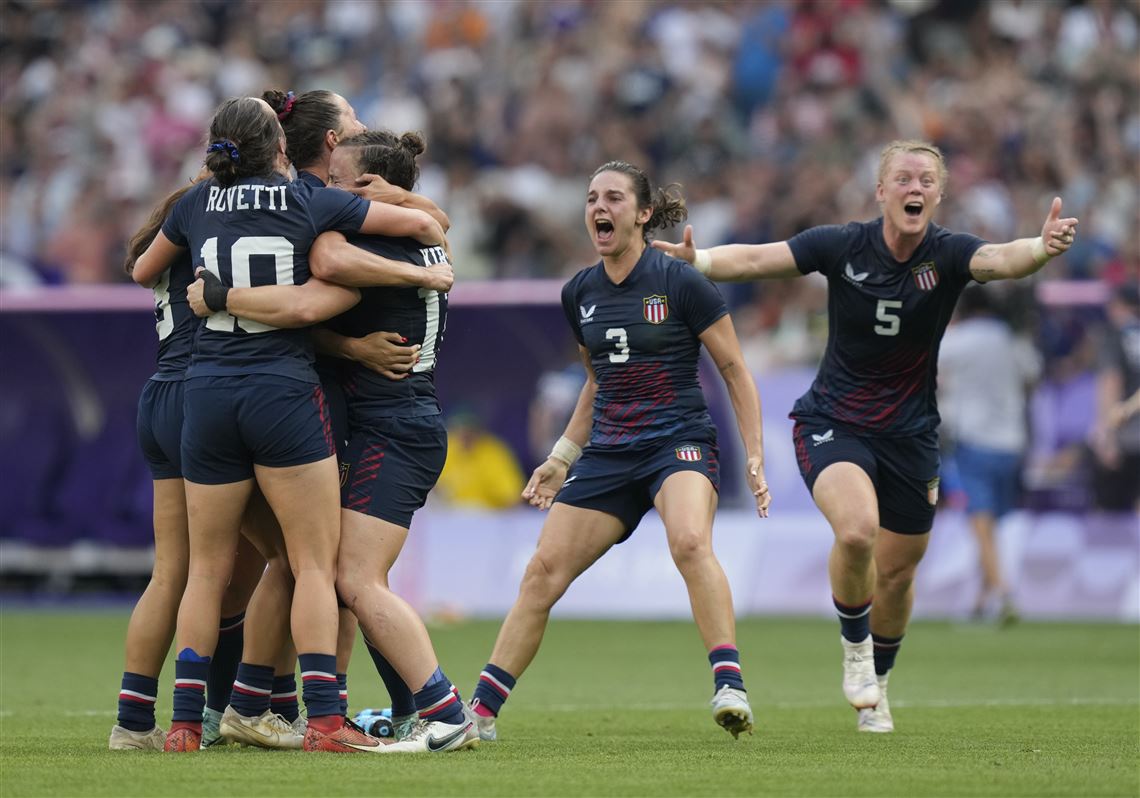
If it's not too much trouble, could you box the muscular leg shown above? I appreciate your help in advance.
[869,529,929,639]
[235,488,293,667]
[336,510,439,689]
[254,457,342,657]
[124,479,189,676]
[654,471,731,648]
[177,479,252,657]
[487,504,626,678]
[812,463,880,606]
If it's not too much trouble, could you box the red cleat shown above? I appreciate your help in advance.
[302,718,387,753]
[164,722,201,752]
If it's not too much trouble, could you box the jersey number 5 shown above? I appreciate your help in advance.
[605,328,630,363]
[874,300,902,337]
[200,236,295,334]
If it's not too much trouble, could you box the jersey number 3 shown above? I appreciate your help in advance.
[874,300,902,337]
[605,328,630,363]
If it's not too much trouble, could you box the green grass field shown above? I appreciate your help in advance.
[0,612,1136,797]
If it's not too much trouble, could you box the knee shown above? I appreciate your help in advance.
[833,518,878,555]
[668,529,712,571]
[877,561,918,596]
[518,553,567,610]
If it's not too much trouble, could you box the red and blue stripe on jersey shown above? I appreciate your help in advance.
[561,247,726,449]
[787,218,985,435]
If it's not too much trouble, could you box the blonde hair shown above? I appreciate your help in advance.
[877,139,948,191]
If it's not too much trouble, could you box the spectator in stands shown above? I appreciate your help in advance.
[435,406,526,509]
[939,287,1040,623]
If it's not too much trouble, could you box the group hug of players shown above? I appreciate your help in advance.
[109,88,1079,754]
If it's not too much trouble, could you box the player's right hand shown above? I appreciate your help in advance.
[522,458,567,511]
[422,262,454,292]
[354,330,419,381]
[650,224,697,264]
[187,276,208,317]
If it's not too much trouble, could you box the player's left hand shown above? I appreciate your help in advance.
[746,457,771,518]
[1041,197,1079,257]
[522,459,567,511]
[351,173,402,205]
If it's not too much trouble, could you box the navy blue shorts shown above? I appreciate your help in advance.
[340,414,447,528]
[954,444,1020,518]
[555,434,720,542]
[181,374,336,485]
[137,378,184,480]
[322,377,349,461]
[792,414,939,535]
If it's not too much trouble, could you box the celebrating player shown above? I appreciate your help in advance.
[652,139,1078,733]
[191,129,477,753]
[131,95,446,753]
[468,161,771,742]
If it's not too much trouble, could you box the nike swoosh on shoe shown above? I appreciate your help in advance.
[426,723,472,752]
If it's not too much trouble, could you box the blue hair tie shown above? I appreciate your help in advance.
[207,140,240,163]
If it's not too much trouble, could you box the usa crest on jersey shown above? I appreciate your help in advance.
[643,294,668,324]
[675,444,702,461]
[911,261,939,291]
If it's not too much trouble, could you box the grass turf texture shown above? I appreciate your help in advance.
[1,614,1136,797]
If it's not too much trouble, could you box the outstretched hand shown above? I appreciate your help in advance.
[1041,197,1079,258]
[521,458,568,511]
[650,224,697,264]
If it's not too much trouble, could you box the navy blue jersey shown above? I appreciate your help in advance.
[162,175,368,383]
[561,246,727,449]
[788,218,985,435]
[149,250,197,380]
[324,235,448,418]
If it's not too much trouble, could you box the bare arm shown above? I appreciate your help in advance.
[651,224,800,281]
[351,173,450,232]
[188,276,360,328]
[359,200,445,246]
[699,314,771,517]
[132,231,184,288]
[969,197,1079,282]
[310,231,454,290]
[521,345,598,510]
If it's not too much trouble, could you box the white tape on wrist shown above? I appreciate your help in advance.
[549,436,582,468]
[693,249,712,275]
[1030,236,1050,266]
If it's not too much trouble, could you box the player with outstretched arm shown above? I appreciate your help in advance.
[653,139,1078,733]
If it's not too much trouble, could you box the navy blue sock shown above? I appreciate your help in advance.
[834,596,872,642]
[413,667,465,726]
[229,663,274,717]
[364,637,416,717]
[708,645,746,692]
[299,653,340,719]
[337,672,348,716]
[172,650,210,724]
[271,674,299,722]
[117,672,158,732]
[206,613,244,712]
[872,633,904,676]
[471,663,516,717]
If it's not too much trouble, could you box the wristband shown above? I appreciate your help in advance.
[693,249,712,275]
[201,270,231,312]
[1030,236,1050,267]
[549,436,582,468]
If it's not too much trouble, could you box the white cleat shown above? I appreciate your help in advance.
[857,676,894,733]
[841,636,881,710]
[109,724,166,751]
[710,686,754,739]
[380,718,480,753]
[290,714,307,738]
[469,699,497,742]
[219,706,305,750]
